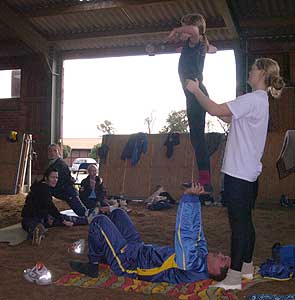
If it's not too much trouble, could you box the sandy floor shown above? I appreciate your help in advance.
[0,193,294,300]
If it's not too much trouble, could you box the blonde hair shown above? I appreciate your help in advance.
[87,164,98,172]
[181,13,209,50]
[254,58,285,98]
[48,143,61,154]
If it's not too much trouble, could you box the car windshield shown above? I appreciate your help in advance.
[73,158,96,164]
[73,159,86,164]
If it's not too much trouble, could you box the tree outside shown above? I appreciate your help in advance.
[63,144,71,158]
[97,120,116,134]
[159,109,189,133]
[89,143,101,160]
[144,111,156,134]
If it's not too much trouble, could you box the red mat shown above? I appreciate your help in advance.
[55,264,267,300]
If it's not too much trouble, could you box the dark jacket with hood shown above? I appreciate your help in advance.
[21,181,62,220]
[79,175,108,207]
[46,157,75,196]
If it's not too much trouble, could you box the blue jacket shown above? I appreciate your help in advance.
[121,132,148,166]
[135,195,208,283]
[175,194,208,272]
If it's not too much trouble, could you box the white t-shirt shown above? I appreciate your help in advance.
[221,90,269,182]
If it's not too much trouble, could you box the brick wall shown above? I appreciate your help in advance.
[0,55,52,174]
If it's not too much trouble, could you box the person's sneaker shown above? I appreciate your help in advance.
[241,262,254,280]
[32,223,46,246]
[209,269,242,290]
[210,281,242,290]
[242,273,253,280]
[23,262,52,285]
[67,239,85,254]
[87,207,100,224]
[70,261,99,278]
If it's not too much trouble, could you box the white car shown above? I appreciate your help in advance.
[71,158,97,173]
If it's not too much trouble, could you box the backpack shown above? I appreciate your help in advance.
[272,243,295,268]
[259,243,295,280]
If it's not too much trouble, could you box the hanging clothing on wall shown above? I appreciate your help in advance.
[164,132,180,159]
[121,132,148,166]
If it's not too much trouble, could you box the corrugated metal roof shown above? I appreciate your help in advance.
[232,0,295,18]
[27,1,225,37]
[1,0,295,56]
[17,0,229,44]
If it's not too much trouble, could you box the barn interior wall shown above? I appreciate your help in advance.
[99,134,225,201]
[0,55,53,174]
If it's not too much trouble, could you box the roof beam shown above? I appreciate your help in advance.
[0,1,50,56]
[239,16,295,28]
[241,26,295,40]
[214,0,239,39]
[0,39,33,57]
[62,38,239,60]
[23,0,180,18]
[48,17,226,41]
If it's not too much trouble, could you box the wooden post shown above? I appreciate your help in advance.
[121,159,128,197]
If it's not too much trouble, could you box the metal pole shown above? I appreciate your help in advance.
[245,39,249,93]
[21,134,30,192]
[26,135,32,189]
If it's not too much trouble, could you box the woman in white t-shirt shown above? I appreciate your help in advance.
[185,58,285,290]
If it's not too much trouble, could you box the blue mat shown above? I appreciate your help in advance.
[248,295,295,300]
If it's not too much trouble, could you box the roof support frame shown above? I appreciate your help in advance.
[214,0,239,39]
[0,2,51,57]
[23,0,182,18]
[47,17,226,41]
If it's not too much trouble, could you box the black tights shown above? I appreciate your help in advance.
[185,89,210,172]
[224,174,258,271]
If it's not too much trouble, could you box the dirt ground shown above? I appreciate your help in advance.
[0,194,294,300]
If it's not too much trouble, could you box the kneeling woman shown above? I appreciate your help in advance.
[21,168,88,245]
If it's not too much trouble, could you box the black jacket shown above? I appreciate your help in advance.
[164,132,180,159]
[178,40,206,83]
[79,175,108,207]
[21,181,62,220]
[46,157,75,195]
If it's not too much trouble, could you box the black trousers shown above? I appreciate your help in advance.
[52,185,87,216]
[184,81,210,172]
[224,174,258,271]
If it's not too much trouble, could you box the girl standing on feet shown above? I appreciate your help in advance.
[168,13,217,191]
[186,57,285,290]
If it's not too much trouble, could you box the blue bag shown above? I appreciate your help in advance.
[259,259,293,280]
[272,243,295,269]
[259,243,295,280]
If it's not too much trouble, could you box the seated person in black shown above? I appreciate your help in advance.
[79,164,108,209]
[21,168,88,245]
[46,144,88,216]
